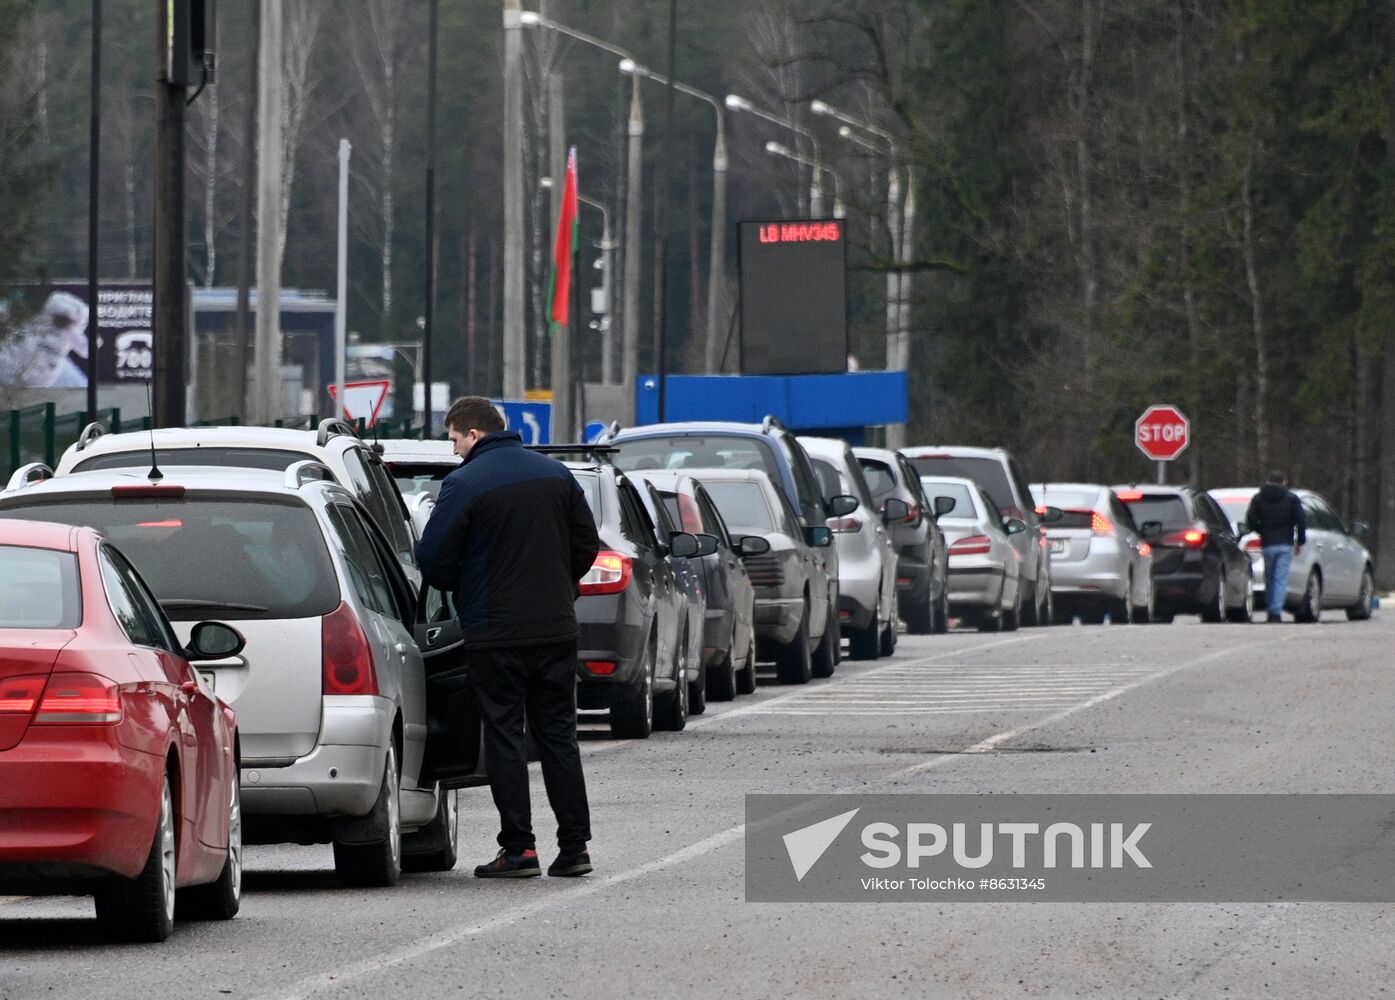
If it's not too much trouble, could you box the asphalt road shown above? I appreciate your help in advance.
[4,610,1393,999]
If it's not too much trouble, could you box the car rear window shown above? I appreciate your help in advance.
[811,459,846,499]
[858,458,897,500]
[920,480,976,520]
[704,482,777,534]
[390,462,457,497]
[909,455,1015,513]
[613,436,781,480]
[1121,494,1190,530]
[0,546,81,628]
[0,497,338,621]
[74,447,309,473]
[572,472,603,527]
[1032,487,1101,510]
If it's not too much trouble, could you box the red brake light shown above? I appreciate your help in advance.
[0,675,45,717]
[579,551,632,595]
[1161,527,1208,549]
[827,516,862,533]
[136,519,184,528]
[33,673,122,725]
[950,535,992,556]
[1117,490,1143,502]
[1138,542,1152,557]
[321,602,379,696]
[1090,511,1113,535]
[584,660,617,676]
[111,485,186,499]
[1244,536,1262,551]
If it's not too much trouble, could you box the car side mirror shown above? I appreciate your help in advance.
[693,533,719,557]
[1141,520,1163,538]
[881,498,910,522]
[1350,520,1371,540]
[1038,506,1063,524]
[933,495,957,517]
[737,535,771,556]
[668,532,700,558]
[1003,518,1027,536]
[805,525,833,548]
[827,494,858,517]
[185,621,246,661]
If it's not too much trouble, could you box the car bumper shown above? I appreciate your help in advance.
[1050,565,1130,602]
[837,563,882,630]
[240,696,392,820]
[946,563,1004,609]
[753,595,804,646]
[0,729,164,884]
[702,608,735,667]
[895,553,932,597]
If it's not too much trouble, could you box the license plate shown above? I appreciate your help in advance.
[199,671,216,692]
[1049,539,1066,554]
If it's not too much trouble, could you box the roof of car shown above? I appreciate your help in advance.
[0,466,336,502]
[0,519,80,550]
[851,445,899,462]
[56,425,352,474]
[795,436,852,460]
[901,444,1009,459]
[1030,482,1107,494]
[611,421,771,439]
[375,439,458,463]
[1112,484,1192,496]
[916,474,979,488]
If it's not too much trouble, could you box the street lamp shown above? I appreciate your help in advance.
[725,92,824,215]
[621,57,729,373]
[763,141,843,218]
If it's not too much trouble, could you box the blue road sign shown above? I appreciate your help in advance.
[492,400,552,445]
[583,420,608,443]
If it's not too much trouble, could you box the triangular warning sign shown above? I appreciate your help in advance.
[327,379,391,427]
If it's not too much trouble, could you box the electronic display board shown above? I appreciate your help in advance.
[737,219,847,375]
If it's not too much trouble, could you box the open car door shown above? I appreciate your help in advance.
[415,585,488,789]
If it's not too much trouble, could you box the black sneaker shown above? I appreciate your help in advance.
[548,850,593,877]
[474,848,541,878]
[1266,613,1282,623]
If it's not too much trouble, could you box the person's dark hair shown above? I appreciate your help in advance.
[445,396,506,435]
[1266,470,1286,486]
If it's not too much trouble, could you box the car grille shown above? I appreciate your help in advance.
[742,554,784,587]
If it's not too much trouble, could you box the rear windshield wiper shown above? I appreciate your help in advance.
[160,598,270,612]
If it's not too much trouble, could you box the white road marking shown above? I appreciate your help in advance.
[262,631,1292,1000]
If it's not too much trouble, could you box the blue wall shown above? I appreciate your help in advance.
[634,371,907,432]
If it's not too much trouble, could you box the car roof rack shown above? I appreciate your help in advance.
[527,444,618,464]
[760,415,785,434]
[4,462,54,493]
[316,417,360,446]
[74,421,107,452]
[284,460,337,490]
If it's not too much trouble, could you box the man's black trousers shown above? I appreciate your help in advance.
[468,641,591,855]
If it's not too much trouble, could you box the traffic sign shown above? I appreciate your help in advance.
[1135,404,1189,461]
[328,379,392,427]
[492,399,552,445]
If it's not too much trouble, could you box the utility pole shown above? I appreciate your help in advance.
[653,0,677,423]
[334,139,350,419]
[621,84,643,423]
[86,0,101,422]
[704,116,727,373]
[154,0,189,428]
[422,0,438,436]
[233,2,258,423]
[502,0,525,400]
[548,72,571,439]
[253,0,283,425]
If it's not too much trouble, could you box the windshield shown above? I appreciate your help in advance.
[1121,494,1190,530]
[0,546,81,628]
[920,480,976,520]
[704,482,776,534]
[909,455,1014,514]
[612,435,781,481]
[74,447,311,473]
[858,458,897,501]
[1213,494,1253,531]
[0,497,338,621]
[390,461,457,498]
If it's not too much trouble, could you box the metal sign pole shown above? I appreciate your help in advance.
[1157,459,1166,486]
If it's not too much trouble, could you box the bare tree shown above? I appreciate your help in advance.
[279,0,324,264]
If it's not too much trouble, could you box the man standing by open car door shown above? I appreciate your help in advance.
[416,396,601,877]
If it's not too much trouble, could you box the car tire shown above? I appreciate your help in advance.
[333,744,403,888]
[177,776,242,920]
[933,586,950,634]
[827,609,842,665]
[1227,576,1254,623]
[736,631,758,695]
[904,586,934,635]
[1347,567,1375,621]
[689,658,707,716]
[1019,580,1038,627]
[656,627,690,732]
[610,633,656,739]
[878,609,898,656]
[848,602,880,661]
[1200,570,1226,623]
[707,631,738,702]
[1001,592,1021,632]
[775,602,813,684]
[96,772,177,943]
[811,619,837,678]
[1295,571,1322,623]
[1109,581,1133,625]
[1134,579,1154,624]
[402,787,459,873]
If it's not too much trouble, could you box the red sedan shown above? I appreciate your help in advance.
[0,520,244,942]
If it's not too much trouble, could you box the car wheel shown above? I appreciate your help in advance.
[96,772,177,943]
[333,744,403,888]
[904,585,934,634]
[1134,578,1154,625]
[610,633,656,738]
[812,610,838,679]
[1200,570,1226,623]
[1295,571,1322,623]
[827,607,843,665]
[1347,567,1375,621]
[848,601,880,661]
[707,630,738,702]
[402,787,459,873]
[688,655,707,717]
[736,630,758,695]
[933,586,950,634]
[656,627,690,731]
[1001,591,1021,632]
[878,608,898,655]
[775,601,813,684]
[1227,575,1254,623]
[177,775,242,920]
[1109,579,1133,625]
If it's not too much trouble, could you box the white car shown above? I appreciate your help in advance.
[1209,487,1375,621]
[921,475,1026,631]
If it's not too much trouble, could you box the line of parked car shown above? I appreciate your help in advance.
[0,413,1377,942]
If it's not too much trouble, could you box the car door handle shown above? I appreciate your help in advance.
[426,627,443,645]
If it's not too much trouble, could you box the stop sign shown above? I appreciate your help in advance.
[1135,404,1190,461]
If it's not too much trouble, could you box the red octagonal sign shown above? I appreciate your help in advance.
[1135,404,1190,461]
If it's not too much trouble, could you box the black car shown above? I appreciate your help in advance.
[1115,485,1252,623]
[566,454,698,738]
[853,445,952,634]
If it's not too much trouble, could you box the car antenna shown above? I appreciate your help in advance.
[143,380,163,482]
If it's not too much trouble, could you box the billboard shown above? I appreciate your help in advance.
[738,219,847,376]
[0,282,154,389]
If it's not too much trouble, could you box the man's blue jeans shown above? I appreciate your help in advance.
[1262,544,1294,617]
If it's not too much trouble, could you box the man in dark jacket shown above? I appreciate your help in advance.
[1244,471,1307,623]
[416,396,601,877]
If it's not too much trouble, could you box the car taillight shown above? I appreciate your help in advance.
[32,673,122,725]
[322,602,380,696]
[584,660,617,676]
[1117,490,1143,502]
[950,535,992,556]
[0,675,46,717]
[1138,542,1152,557]
[1161,527,1208,549]
[901,502,919,524]
[1090,511,1113,535]
[1244,537,1261,551]
[827,516,862,533]
[579,551,632,595]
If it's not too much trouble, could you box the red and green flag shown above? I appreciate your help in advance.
[548,146,579,331]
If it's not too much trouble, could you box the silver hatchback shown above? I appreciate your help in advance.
[1030,483,1155,624]
[0,465,459,886]
[920,476,1025,631]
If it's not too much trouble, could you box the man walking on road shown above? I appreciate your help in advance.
[416,396,601,877]
[1245,471,1307,623]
